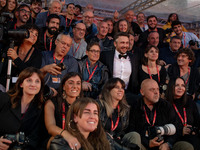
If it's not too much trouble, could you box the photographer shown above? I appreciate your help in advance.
[129,79,177,150]
[0,67,44,150]
[0,24,42,91]
[40,33,79,91]
[78,42,108,99]
[166,77,200,150]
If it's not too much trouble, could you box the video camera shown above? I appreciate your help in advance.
[4,132,29,150]
[148,124,176,142]
[0,12,29,44]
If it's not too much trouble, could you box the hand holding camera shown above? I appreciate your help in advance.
[0,137,12,150]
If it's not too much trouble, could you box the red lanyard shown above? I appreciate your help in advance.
[181,67,190,85]
[14,23,17,30]
[173,104,187,126]
[147,65,160,83]
[62,102,65,129]
[53,53,64,64]
[111,105,120,131]
[44,32,53,51]
[183,33,186,48]
[143,106,156,126]
[86,60,98,82]
[66,18,72,27]
[72,42,81,56]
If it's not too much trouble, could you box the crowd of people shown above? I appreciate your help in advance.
[0,0,200,149]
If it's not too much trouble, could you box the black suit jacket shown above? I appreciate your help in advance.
[0,92,44,150]
[100,50,139,94]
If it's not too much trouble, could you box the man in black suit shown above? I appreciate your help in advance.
[100,32,139,104]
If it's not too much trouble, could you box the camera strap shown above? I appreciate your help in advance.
[110,105,120,131]
[147,65,160,83]
[143,106,156,126]
[173,104,187,126]
[86,60,98,82]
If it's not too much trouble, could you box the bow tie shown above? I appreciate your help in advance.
[118,54,127,59]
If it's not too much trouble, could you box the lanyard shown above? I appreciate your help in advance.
[173,104,187,126]
[53,53,64,64]
[17,46,33,62]
[148,28,158,32]
[181,67,190,85]
[111,105,120,131]
[72,42,81,56]
[86,60,98,82]
[147,65,160,83]
[62,102,65,129]
[14,23,17,30]
[183,33,186,48]
[44,32,53,51]
[143,106,156,126]
[66,18,72,27]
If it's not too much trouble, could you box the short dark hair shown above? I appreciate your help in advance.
[170,36,182,42]
[86,42,100,51]
[46,14,60,24]
[147,15,157,22]
[176,48,195,66]
[136,12,145,19]
[113,32,129,42]
[30,0,42,5]
[16,3,30,12]
[75,4,82,12]
[171,20,182,29]
[67,3,75,8]
[103,17,114,23]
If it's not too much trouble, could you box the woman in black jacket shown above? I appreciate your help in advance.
[98,78,140,149]
[0,67,44,150]
[49,97,111,150]
[166,77,200,150]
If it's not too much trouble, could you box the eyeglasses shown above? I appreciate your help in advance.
[75,27,86,32]
[57,39,68,47]
[20,9,31,15]
[83,16,94,19]
[88,49,100,53]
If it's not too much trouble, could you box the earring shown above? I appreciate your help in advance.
[63,90,67,99]
[68,120,76,131]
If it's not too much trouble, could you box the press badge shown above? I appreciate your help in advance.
[52,77,60,83]
[12,77,18,83]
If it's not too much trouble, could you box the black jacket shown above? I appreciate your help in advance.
[100,50,139,94]
[168,63,200,96]
[0,92,43,150]
[129,97,177,149]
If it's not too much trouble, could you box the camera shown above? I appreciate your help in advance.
[187,126,200,135]
[148,124,176,142]
[57,62,66,71]
[4,132,29,150]
[43,85,54,101]
[189,40,199,48]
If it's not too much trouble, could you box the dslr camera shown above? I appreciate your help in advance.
[148,124,176,142]
[189,40,199,48]
[187,126,200,135]
[4,132,29,150]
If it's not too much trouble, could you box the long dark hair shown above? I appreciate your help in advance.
[166,77,187,107]
[142,45,159,65]
[8,67,44,108]
[56,72,83,113]
[66,97,111,150]
[114,19,133,36]
[0,0,18,14]
[99,78,130,117]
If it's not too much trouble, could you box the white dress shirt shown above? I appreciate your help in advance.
[113,50,132,89]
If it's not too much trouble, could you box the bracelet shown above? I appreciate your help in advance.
[60,129,65,136]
